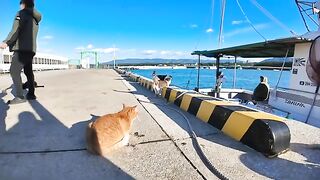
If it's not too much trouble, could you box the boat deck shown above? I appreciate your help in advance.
[0,69,319,180]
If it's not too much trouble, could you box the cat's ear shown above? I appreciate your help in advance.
[133,105,138,112]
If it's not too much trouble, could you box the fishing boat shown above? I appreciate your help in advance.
[192,0,320,127]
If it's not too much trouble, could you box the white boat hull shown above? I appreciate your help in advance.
[269,89,320,127]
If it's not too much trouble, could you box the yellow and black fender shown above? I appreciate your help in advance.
[116,71,291,157]
[162,87,291,157]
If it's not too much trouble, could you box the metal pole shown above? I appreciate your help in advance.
[216,0,226,97]
[197,55,201,92]
[218,0,227,48]
[275,49,290,90]
[233,56,237,89]
[113,45,116,69]
[216,56,221,80]
[95,52,98,69]
[215,56,221,98]
[80,52,83,68]
[306,85,319,124]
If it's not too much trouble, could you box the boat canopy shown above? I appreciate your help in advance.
[192,37,312,58]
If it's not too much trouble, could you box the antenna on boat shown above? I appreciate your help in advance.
[194,0,216,92]
[295,0,320,32]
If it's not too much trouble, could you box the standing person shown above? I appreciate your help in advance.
[214,71,225,97]
[0,0,41,104]
[152,71,156,77]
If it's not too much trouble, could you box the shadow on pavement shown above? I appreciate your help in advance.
[123,77,320,179]
[0,99,133,180]
[0,92,9,136]
[240,143,320,179]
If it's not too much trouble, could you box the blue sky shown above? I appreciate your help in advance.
[0,0,318,61]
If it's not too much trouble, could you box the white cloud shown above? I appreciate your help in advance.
[42,35,54,40]
[94,48,120,54]
[75,46,85,51]
[174,51,185,56]
[231,20,247,25]
[140,50,188,58]
[75,44,119,54]
[190,24,198,29]
[126,49,137,52]
[224,23,269,38]
[160,51,171,55]
[143,50,157,55]
[73,45,191,59]
[158,50,186,56]
[206,28,214,33]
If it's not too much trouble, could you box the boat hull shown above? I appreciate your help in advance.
[269,89,320,127]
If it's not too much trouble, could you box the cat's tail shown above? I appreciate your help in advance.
[86,122,101,155]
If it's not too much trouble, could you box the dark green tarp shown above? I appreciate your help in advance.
[192,37,312,58]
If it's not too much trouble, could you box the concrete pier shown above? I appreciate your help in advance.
[0,70,319,180]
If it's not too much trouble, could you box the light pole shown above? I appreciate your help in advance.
[113,45,116,69]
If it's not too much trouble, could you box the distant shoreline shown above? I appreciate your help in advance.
[118,65,291,71]
[118,65,188,70]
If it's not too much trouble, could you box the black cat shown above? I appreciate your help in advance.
[22,81,38,90]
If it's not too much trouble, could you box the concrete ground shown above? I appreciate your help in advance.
[0,69,319,180]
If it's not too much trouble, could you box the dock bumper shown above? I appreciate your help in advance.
[120,71,291,157]
[161,87,291,157]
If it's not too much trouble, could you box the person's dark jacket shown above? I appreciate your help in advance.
[3,8,41,53]
[253,82,270,101]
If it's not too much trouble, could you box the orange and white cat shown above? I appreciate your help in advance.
[86,104,138,156]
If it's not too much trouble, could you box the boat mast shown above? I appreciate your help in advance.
[218,0,227,48]
[215,0,227,95]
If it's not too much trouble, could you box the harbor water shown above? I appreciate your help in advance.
[132,69,291,91]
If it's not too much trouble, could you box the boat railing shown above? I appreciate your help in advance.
[276,86,319,96]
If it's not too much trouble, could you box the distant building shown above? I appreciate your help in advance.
[0,50,69,73]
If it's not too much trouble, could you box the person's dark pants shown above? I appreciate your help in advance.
[10,52,35,98]
[23,55,35,95]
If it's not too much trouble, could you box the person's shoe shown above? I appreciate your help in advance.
[26,93,37,100]
[7,97,27,105]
